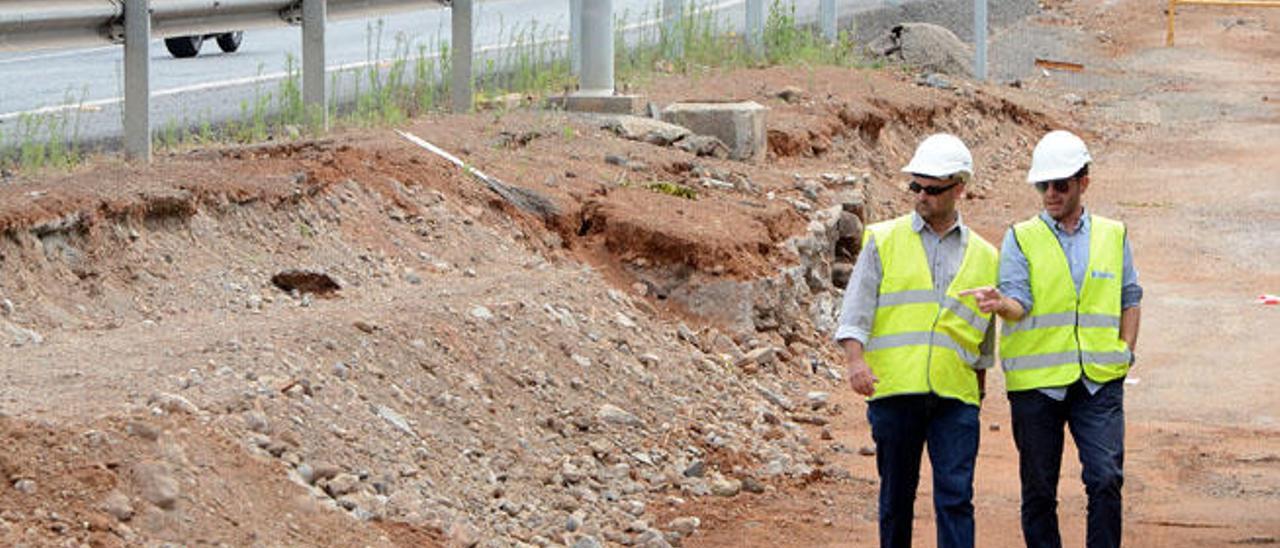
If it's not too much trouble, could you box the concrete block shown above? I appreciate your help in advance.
[660,101,768,161]
[547,94,645,115]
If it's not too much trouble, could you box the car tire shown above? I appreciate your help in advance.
[216,32,244,53]
[164,36,203,58]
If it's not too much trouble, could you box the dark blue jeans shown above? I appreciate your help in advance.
[1009,380,1125,548]
[867,394,980,548]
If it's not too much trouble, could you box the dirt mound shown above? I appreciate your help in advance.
[0,63,1074,546]
[868,23,975,77]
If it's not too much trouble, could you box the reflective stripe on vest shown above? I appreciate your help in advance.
[1000,214,1132,391]
[863,214,998,406]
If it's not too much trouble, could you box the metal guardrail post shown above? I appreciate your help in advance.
[974,0,988,80]
[663,0,684,57]
[451,0,473,112]
[821,0,837,43]
[579,0,613,95]
[745,0,764,57]
[571,0,583,75]
[124,0,151,163]
[303,0,328,129]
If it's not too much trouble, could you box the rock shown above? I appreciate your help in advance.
[869,23,975,77]
[806,391,830,409]
[614,312,638,329]
[710,476,741,497]
[677,324,699,346]
[572,537,603,548]
[375,405,417,437]
[623,500,646,516]
[735,347,776,369]
[605,154,629,167]
[597,404,644,428]
[667,516,700,536]
[3,321,43,347]
[636,529,672,548]
[243,411,270,433]
[683,460,705,478]
[775,86,806,103]
[675,135,731,159]
[354,320,378,333]
[324,473,361,497]
[756,386,795,412]
[100,491,134,521]
[1063,93,1087,106]
[602,115,692,146]
[0,299,13,316]
[571,354,592,368]
[470,306,494,321]
[332,362,350,379]
[301,462,341,486]
[831,263,854,290]
[859,445,877,457]
[271,269,342,296]
[915,73,953,90]
[148,392,199,415]
[662,102,768,161]
[126,421,160,441]
[13,479,36,494]
[741,477,766,494]
[638,354,661,367]
[565,512,583,532]
[132,461,180,510]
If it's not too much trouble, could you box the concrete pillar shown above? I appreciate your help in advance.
[451,0,473,112]
[579,0,613,96]
[745,0,764,57]
[302,0,327,128]
[123,0,151,163]
[821,0,837,43]
[570,0,583,75]
[974,0,988,80]
[663,0,683,57]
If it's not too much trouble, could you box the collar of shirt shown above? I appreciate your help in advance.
[911,210,967,239]
[1039,208,1091,236]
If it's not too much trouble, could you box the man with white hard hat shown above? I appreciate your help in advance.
[962,130,1143,548]
[835,133,999,548]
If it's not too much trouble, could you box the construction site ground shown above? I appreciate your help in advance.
[0,0,1276,546]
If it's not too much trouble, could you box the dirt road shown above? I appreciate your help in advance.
[688,0,1280,545]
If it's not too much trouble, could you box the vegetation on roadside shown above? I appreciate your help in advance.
[0,0,870,174]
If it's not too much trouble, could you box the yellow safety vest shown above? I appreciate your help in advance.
[1000,214,1132,391]
[863,214,998,407]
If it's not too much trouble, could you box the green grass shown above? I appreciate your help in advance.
[0,0,872,172]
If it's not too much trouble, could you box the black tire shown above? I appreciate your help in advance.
[164,36,203,58]
[216,32,244,53]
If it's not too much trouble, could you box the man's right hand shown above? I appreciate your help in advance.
[848,360,878,397]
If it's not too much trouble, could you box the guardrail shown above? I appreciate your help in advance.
[0,0,995,165]
[1165,0,1280,45]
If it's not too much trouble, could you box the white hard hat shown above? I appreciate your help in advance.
[1027,130,1092,183]
[901,133,973,180]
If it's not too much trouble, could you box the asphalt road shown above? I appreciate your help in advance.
[0,0,909,148]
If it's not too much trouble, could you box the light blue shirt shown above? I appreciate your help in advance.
[997,209,1143,400]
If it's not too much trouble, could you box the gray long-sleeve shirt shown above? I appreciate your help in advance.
[834,212,995,370]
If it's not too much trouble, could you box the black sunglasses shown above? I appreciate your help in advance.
[1034,178,1074,194]
[908,180,962,196]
